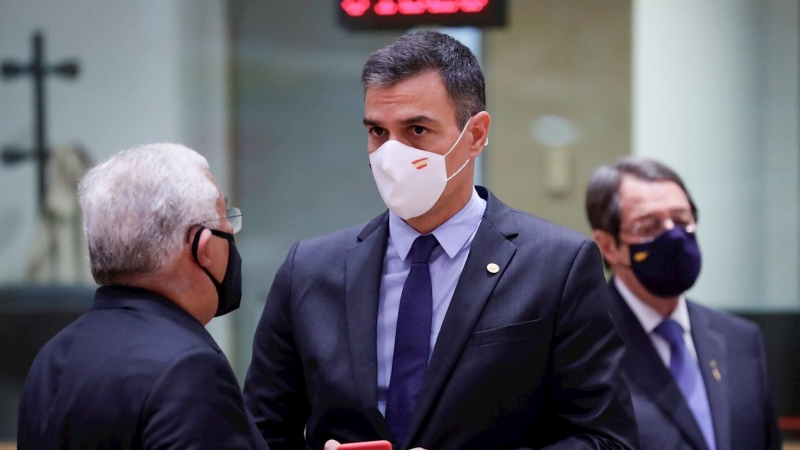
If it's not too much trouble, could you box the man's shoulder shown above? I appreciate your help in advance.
[24,308,222,401]
[27,315,86,369]
[292,221,372,259]
[290,213,387,258]
[687,299,763,339]
[75,306,218,365]
[505,207,593,250]
[483,188,591,247]
[301,222,366,247]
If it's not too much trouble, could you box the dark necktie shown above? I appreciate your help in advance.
[385,234,439,445]
[654,319,716,450]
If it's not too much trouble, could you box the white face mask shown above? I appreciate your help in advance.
[369,120,471,220]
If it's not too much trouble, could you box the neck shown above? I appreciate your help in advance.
[616,271,680,318]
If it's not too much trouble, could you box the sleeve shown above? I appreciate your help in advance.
[141,348,266,450]
[243,242,310,450]
[541,240,639,450]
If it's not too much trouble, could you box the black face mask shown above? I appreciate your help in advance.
[627,226,702,298]
[191,227,242,316]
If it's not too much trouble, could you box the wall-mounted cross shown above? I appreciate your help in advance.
[2,31,80,216]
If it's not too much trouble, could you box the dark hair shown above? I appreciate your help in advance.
[361,30,485,129]
[586,157,698,241]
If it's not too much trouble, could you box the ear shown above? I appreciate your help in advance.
[592,229,620,266]
[191,227,214,269]
[466,111,491,158]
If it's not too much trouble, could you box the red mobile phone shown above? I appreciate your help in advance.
[338,440,393,450]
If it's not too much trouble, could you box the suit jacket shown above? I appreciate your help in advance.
[18,285,267,450]
[606,280,780,450]
[244,187,637,450]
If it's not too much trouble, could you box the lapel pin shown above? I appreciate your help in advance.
[486,263,500,274]
[710,360,722,381]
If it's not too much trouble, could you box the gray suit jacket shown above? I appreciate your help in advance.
[244,187,638,450]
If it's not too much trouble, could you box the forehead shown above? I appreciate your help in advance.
[364,71,456,125]
[618,175,691,220]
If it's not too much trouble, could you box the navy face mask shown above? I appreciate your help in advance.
[627,226,702,298]
[191,227,243,316]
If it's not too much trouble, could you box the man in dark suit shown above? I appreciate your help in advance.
[18,143,267,449]
[585,157,780,450]
[244,31,637,450]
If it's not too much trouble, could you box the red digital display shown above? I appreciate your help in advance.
[339,0,505,30]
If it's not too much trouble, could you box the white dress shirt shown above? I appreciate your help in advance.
[614,276,699,366]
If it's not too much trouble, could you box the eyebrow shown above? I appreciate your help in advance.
[629,207,693,221]
[363,115,441,128]
[399,115,439,126]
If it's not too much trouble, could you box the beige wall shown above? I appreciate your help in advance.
[483,0,631,236]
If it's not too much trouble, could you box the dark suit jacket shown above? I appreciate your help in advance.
[244,187,637,450]
[606,280,780,450]
[18,285,267,450]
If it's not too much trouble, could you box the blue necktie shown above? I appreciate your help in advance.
[385,234,439,445]
[654,319,716,450]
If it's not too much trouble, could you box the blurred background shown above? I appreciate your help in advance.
[0,0,798,446]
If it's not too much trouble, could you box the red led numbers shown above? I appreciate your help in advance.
[426,1,461,14]
[397,0,426,15]
[374,0,398,16]
[341,0,371,16]
[341,0,490,16]
[338,0,502,30]
[460,0,490,12]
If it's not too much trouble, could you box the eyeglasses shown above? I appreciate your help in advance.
[619,213,695,243]
[201,207,243,234]
[226,207,242,234]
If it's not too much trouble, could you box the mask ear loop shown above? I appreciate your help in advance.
[446,154,472,181]
[191,226,206,262]
[443,118,471,158]
[444,117,474,181]
[190,226,224,289]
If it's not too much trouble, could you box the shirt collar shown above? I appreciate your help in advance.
[614,276,691,334]
[389,188,486,261]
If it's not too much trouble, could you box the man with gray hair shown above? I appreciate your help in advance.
[18,143,267,449]
[585,156,778,450]
[245,31,636,450]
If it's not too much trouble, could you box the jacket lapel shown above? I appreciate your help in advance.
[689,302,730,450]
[345,212,392,438]
[403,187,518,449]
[607,281,709,450]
